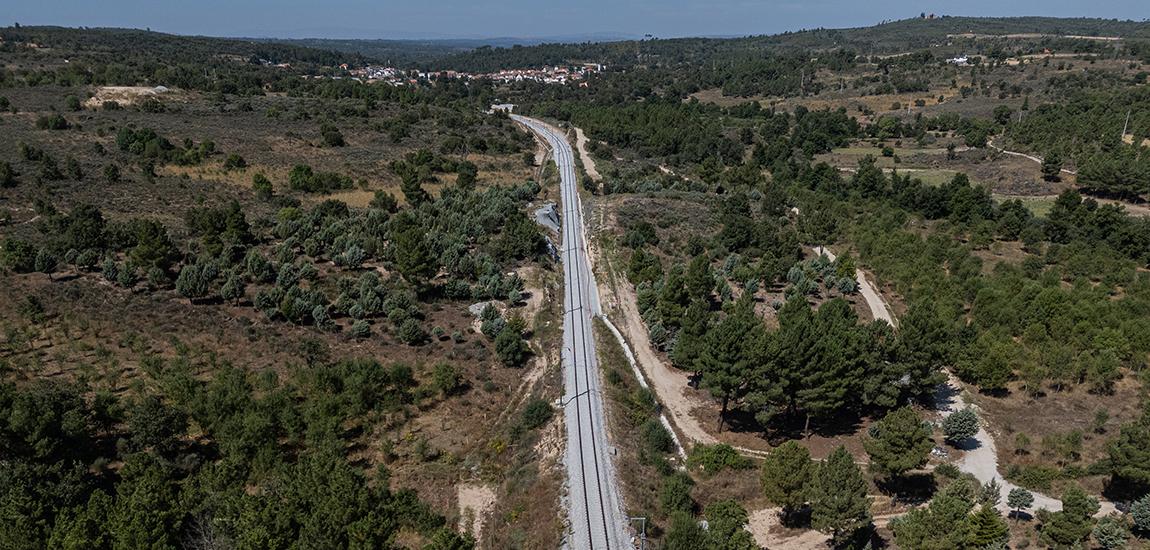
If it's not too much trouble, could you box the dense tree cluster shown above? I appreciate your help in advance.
[116,127,219,166]
[530,96,744,166]
[0,358,471,548]
[891,477,1009,548]
[1006,86,1150,199]
[2,203,180,282]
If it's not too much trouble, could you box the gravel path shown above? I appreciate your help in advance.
[573,127,602,182]
[935,375,1117,516]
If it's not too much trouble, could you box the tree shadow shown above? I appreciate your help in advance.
[951,437,982,452]
[978,387,1010,398]
[930,381,959,412]
[779,506,812,530]
[752,410,865,443]
[1102,478,1146,503]
[51,273,83,283]
[1006,510,1034,522]
[876,473,937,506]
[719,407,764,435]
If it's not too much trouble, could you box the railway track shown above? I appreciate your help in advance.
[513,115,628,549]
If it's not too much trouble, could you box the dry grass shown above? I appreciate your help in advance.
[968,375,1146,496]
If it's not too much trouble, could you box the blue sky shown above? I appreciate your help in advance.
[6,0,1148,39]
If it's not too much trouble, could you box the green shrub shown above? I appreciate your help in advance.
[349,320,371,339]
[432,363,464,397]
[934,463,962,479]
[687,443,752,474]
[659,471,696,513]
[520,398,553,430]
[1,239,37,272]
[943,408,979,444]
[641,418,675,456]
[494,327,529,367]
[36,113,70,130]
[1092,515,1130,549]
[1005,464,1061,492]
[1130,494,1150,533]
[0,161,17,187]
[397,318,426,345]
[223,153,247,170]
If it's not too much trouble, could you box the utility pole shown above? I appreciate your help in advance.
[1121,110,1131,140]
[629,517,648,550]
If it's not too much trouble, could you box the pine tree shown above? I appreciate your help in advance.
[703,500,757,550]
[1092,515,1130,550]
[761,440,813,526]
[1107,404,1150,497]
[1007,487,1034,520]
[391,226,436,289]
[656,266,690,328]
[749,298,809,424]
[1042,151,1063,182]
[966,505,1009,547]
[863,406,933,480]
[797,299,865,432]
[670,302,709,373]
[891,478,976,548]
[808,446,871,545]
[664,511,708,549]
[684,254,715,303]
[943,407,980,445]
[1037,486,1099,548]
[1130,494,1150,533]
[219,273,245,304]
[696,294,763,432]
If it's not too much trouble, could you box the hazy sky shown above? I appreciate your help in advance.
[7,0,1149,40]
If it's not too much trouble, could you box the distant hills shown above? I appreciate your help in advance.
[258,33,638,65]
[419,16,1150,72]
[259,16,1150,70]
[5,17,1149,72]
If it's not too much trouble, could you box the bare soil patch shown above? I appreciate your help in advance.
[573,126,602,182]
[746,507,830,549]
[967,375,1145,497]
[456,483,497,544]
[83,85,186,108]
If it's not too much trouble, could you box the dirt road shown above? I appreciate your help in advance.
[607,280,718,447]
[573,127,602,182]
[813,246,895,326]
[989,137,1077,175]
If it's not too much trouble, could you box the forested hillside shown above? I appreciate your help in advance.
[0,27,560,549]
[496,17,1150,549]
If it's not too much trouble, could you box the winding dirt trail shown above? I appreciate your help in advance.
[573,127,602,182]
[988,137,1077,175]
[813,246,895,327]
[934,375,1117,516]
[814,244,1117,515]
